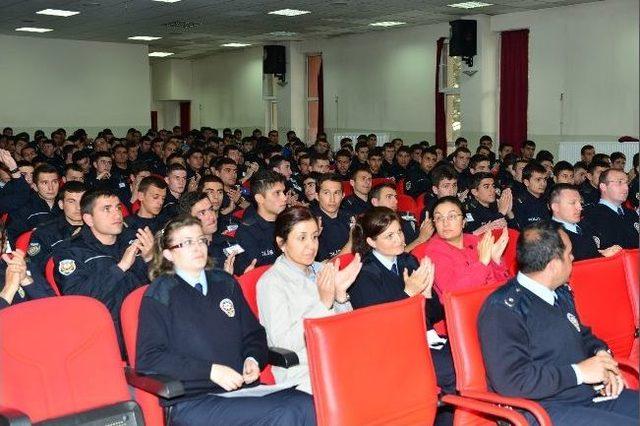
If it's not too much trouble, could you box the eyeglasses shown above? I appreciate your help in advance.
[167,236,209,250]
[433,213,463,224]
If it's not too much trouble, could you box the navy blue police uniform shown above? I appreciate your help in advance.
[512,190,550,229]
[310,205,354,261]
[7,194,61,244]
[584,202,639,249]
[233,213,277,275]
[341,194,370,216]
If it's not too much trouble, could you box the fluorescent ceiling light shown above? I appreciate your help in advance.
[36,9,80,17]
[221,42,252,47]
[448,2,493,9]
[152,0,182,3]
[148,51,174,57]
[128,36,162,41]
[268,9,310,16]
[269,31,298,37]
[369,21,406,27]
[15,27,53,33]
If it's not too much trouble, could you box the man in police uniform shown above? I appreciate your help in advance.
[342,166,372,216]
[512,161,550,229]
[311,174,354,261]
[122,176,167,243]
[369,183,434,251]
[27,181,86,277]
[479,221,638,425]
[584,168,639,249]
[549,183,623,261]
[418,165,459,222]
[7,163,61,244]
[53,189,153,352]
[580,160,609,210]
[233,170,287,275]
[405,146,437,198]
[464,172,516,233]
[161,163,188,220]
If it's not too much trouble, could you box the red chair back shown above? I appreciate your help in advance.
[0,296,133,423]
[622,249,639,326]
[341,181,353,197]
[131,200,141,214]
[45,258,61,296]
[236,264,275,384]
[416,193,427,223]
[232,209,246,220]
[332,253,355,270]
[570,253,636,358]
[397,194,418,219]
[395,179,405,195]
[371,177,394,188]
[119,202,130,218]
[491,228,519,277]
[121,285,166,426]
[305,296,438,426]
[15,229,34,253]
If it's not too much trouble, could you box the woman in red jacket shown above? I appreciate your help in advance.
[413,196,510,297]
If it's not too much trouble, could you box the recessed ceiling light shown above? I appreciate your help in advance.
[128,36,162,41]
[15,27,53,33]
[448,2,493,9]
[221,43,252,47]
[369,21,406,27]
[36,9,80,17]
[269,31,297,37]
[148,51,174,57]
[268,9,311,17]
[152,0,182,3]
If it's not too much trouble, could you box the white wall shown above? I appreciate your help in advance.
[0,34,150,137]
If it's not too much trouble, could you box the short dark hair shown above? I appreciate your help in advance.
[250,169,286,197]
[517,221,565,273]
[58,181,87,202]
[368,147,384,159]
[499,143,513,153]
[316,173,343,191]
[553,161,573,177]
[573,161,588,171]
[33,163,59,182]
[535,150,554,163]
[80,188,120,215]
[431,164,458,186]
[198,175,224,191]
[610,152,626,163]
[177,191,209,215]
[469,172,495,191]
[429,195,466,220]
[64,163,84,175]
[523,140,536,149]
[355,140,369,151]
[522,161,546,181]
[167,163,187,175]
[396,146,411,156]
[369,182,396,202]
[469,154,489,170]
[587,159,609,174]
[352,207,400,256]
[351,165,372,179]
[453,147,471,157]
[139,175,168,194]
[310,152,329,165]
[223,144,241,156]
[479,135,493,144]
[335,149,351,161]
[454,137,468,146]
[269,155,290,170]
[580,144,595,155]
[91,151,112,162]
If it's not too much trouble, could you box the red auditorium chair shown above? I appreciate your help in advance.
[371,177,394,188]
[14,229,34,252]
[45,257,61,296]
[130,199,141,214]
[443,284,553,425]
[569,253,639,387]
[0,296,144,425]
[332,252,355,270]
[622,249,639,363]
[304,296,528,426]
[491,227,519,277]
[232,208,245,220]
[395,178,405,195]
[397,193,419,218]
[119,202,130,218]
[235,265,300,385]
[416,193,427,223]
[341,181,353,196]
[121,285,186,426]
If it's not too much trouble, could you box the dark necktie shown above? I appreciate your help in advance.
[194,283,204,294]
[575,224,582,235]
[391,263,399,276]
[617,207,624,216]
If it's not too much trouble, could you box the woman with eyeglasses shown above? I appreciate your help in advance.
[418,196,509,297]
[257,206,362,394]
[347,206,455,426]
[135,215,315,425]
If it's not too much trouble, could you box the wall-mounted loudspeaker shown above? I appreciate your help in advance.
[263,45,286,75]
[449,20,477,58]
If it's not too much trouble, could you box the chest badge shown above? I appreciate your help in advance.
[27,242,41,256]
[58,259,76,276]
[566,312,581,332]
[634,222,639,233]
[592,236,601,248]
[220,298,236,317]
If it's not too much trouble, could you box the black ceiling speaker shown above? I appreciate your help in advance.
[263,45,286,75]
[449,19,477,58]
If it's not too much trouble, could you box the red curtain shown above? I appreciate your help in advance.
[434,37,446,151]
[318,61,324,137]
[499,29,529,154]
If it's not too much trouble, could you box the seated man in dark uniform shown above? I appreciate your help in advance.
[464,172,516,233]
[580,160,609,210]
[513,161,550,229]
[311,174,354,261]
[122,175,168,242]
[342,166,372,216]
[584,168,639,249]
[161,163,188,221]
[233,170,287,275]
[418,165,459,222]
[7,163,61,244]
[550,183,622,260]
[333,149,352,182]
[479,221,638,426]
[53,188,153,352]
[404,146,437,198]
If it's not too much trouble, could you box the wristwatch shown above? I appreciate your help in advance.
[9,167,19,174]
[335,294,351,304]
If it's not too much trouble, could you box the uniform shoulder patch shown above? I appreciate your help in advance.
[27,242,41,256]
[58,259,77,276]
